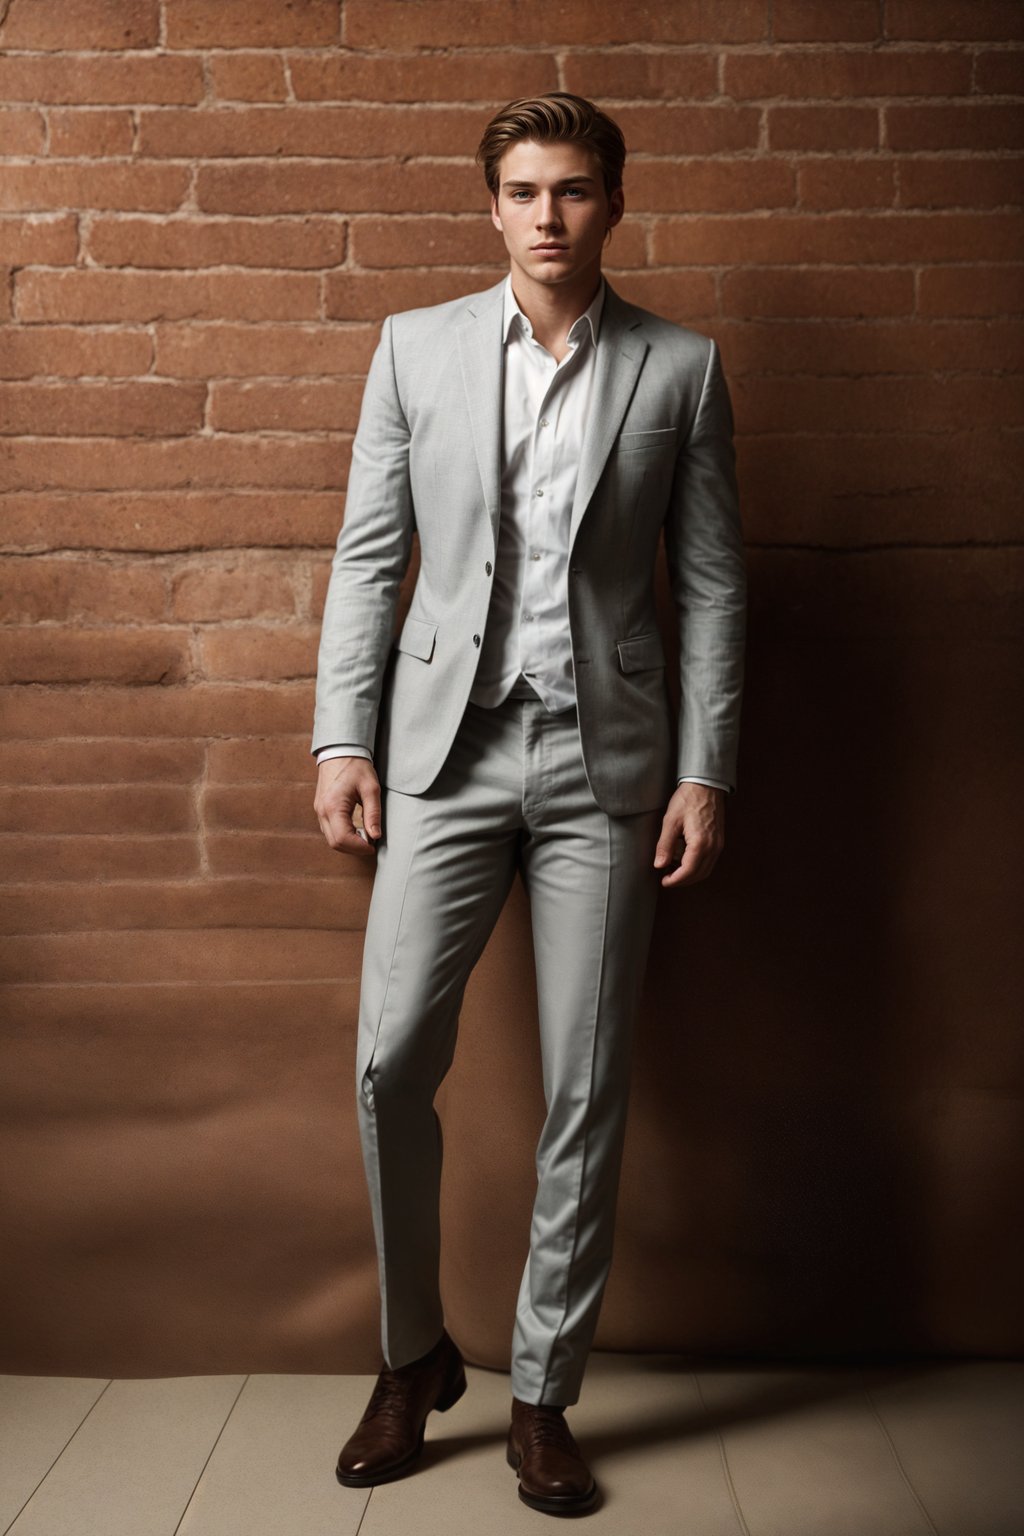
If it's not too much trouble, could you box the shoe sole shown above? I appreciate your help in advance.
[506,1444,598,1516]
[335,1361,467,1488]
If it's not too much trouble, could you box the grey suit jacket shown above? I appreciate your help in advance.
[311,275,746,816]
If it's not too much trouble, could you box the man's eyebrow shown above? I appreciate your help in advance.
[501,175,597,188]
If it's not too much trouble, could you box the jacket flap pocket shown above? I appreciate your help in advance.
[614,427,677,453]
[395,615,437,662]
[616,631,666,673]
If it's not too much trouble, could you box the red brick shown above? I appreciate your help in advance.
[0,163,189,213]
[1,437,348,495]
[0,876,369,933]
[1,834,197,881]
[87,216,346,270]
[209,378,366,433]
[0,108,45,155]
[325,269,502,320]
[562,50,718,101]
[652,212,1024,265]
[974,50,1024,95]
[196,159,485,216]
[2,928,358,983]
[601,270,717,323]
[208,737,328,783]
[0,628,190,686]
[154,322,377,378]
[164,0,340,48]
[138,105,489,160]
[0,785,194,835]
[627,159,796,213]
[0,216,78,267]
[898,157,1024,208]
[798,159,896,209]
[887,103,1024,151]
[291,50,559,104]
[722,267,915,318]
[773,0,881,40]
[0,493,345,551]
[0,681,311,741]
[170,561,297,622]
[0,557,166,622]
[206,829,365,877]
[725,49,973,100]
[0,738,203,785]
[199,626,318,681]
[0,53,203,105]
[208,52,289,103]
[203,783,318,833]
[918,265,1024,316]
[767,105,879,152]
[344,0,769,48]
[0,381,205,436]
[613,104,761,155]
[346,217,493,269]
[0,326,152,379]
[713,318,1024,376]
[0,0,159,50]
[15,270,320,324]
[885,1,1024,41]
[47,109,134,157]
[732,373,1023,434]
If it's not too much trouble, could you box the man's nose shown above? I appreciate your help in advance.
[535,195,561,228]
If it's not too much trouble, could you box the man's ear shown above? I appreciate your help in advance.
[607,186,625,230]
[490,193,503,233]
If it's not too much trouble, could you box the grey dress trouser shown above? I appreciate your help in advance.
[354,676,664,1406]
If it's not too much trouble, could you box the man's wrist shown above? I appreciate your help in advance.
[677,774,732,794]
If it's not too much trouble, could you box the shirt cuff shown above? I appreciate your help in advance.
[677,775,732,793]
[316,744,373,764]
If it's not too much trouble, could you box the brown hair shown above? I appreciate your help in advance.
[476,92,626,200]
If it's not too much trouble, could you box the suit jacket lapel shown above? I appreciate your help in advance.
[569,279,648,552]
[456,277,506,553]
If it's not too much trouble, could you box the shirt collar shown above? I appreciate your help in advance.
[502,272,606,349]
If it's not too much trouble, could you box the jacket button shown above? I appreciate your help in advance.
[570,565,582,575]
[472,633,480,646]
[485,561,492,575]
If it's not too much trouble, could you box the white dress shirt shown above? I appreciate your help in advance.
[317,273,730,794]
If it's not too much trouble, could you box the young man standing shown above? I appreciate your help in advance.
[312,93,746,1517]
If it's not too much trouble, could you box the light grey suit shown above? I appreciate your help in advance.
[312,275,746,1406]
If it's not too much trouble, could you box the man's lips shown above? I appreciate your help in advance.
[532,243,568,250]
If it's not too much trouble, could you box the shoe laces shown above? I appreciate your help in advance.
[521,1408,577,1452]
[363,1369,413,1423]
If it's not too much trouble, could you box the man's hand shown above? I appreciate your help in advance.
[653,781,726,888]
[314,757,383,858]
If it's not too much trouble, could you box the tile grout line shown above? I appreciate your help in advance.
[692,1372,753,1536]
[862,1387,942,1536]
[2,1378,113,1536]
[170,1374,251,1536]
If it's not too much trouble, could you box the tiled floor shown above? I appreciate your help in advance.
[1,1354,1021,1534]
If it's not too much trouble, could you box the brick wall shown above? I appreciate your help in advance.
[2,0,1022,1373]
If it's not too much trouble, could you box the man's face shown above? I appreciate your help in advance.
[490,138,624,292]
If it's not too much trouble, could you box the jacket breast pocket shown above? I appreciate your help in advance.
[395,615,437,662]
[616,631,666,673]
[613,427,677,454]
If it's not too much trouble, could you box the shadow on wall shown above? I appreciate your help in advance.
[439,424,1024,1370]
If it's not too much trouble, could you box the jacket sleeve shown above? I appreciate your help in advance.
[663,338,748,792]
[311,314,414,757]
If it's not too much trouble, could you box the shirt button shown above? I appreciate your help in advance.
[535,488,544,498]
[472,633,480,646]
[540,417,549,428]
[531,551,541,560]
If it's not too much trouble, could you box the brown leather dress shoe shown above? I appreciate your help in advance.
[335,1328,466,1487]
[507,1395,598,1516]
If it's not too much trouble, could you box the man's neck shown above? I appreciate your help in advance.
[509,266,603,362]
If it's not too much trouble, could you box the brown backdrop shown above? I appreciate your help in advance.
[1,0,1021,1378]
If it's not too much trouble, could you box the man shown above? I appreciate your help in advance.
[312,93,746,1517]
